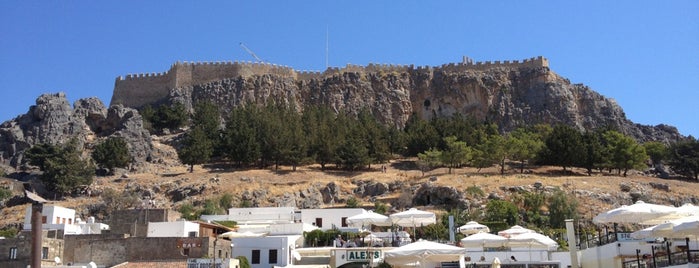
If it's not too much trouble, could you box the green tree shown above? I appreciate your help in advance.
[374,201,388,214]
[548,189,578,228]
[644,141,668,167]
[101,188,141,215]
[404,114,440,156]
[667,138,699,180]
[140,103,188,133]
[223,105,261,167]
[178,203,200,220]
[603,130,647,176]
[219,193,233,210]
[440,136,471,174]
[192,101,222,156]
[484,199,519,226]
[337,129,370,170]
[417,148,442,176]
[358,109,391,167]
[177,127,213,172]
[346,196,359,208]
[471,134,504,173]
[509,128,544,173]
[538,125,584,171]
[24,140,95,196]
[581,131,606,175]
[92,136,131,174]
[519,192,547,227]
[281,106,307,171]
[202,199,224,215]
[303,106,339,170]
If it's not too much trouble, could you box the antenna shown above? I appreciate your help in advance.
[239,42,265,63]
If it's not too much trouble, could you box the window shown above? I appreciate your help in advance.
[269,249,278,264]
[9,247,17,259]
[41,247,49,259]
[218,249,222,258]
[341,217,348,227]
[251,250,260,264]
[188,231,197,237]
[315,218,323,228]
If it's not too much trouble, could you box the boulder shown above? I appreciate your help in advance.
[412,183,464,208]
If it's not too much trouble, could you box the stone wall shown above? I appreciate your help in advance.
[0,228,230,268]
[63,234,230,267]
[106,209,178,237]
[110,56,549,109]
[0,230,66,268]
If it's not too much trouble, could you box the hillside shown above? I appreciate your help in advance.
[2,138,698,230]
[1,55,696,231]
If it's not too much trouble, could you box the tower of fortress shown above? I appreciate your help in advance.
[110,56,549,108]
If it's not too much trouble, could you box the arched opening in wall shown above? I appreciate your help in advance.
[423,99,431,110]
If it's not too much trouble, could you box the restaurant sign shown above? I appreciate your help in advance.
[178,238,203,248]
[347,250,381,261]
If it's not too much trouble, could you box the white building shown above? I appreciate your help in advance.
[147,220,200,237]
[23,205,109,235]
[228,207,297,224]
[300,208,365,231]
[231,235,302,268]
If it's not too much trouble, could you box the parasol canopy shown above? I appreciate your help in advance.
[497,225,535,238]
[385,240,466,268]
[592,201,678,225]
[632,216,699,239]
[460,232,507,248]
[346,210,392,227]
[458,221,490,235]
[506,232,559,250]
[673,219,699,238]
[640,203,699,225]
[390,208,437,227]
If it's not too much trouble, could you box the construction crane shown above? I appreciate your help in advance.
[239,42,265,63]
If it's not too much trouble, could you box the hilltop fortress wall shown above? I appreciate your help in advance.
[110,56,548,108]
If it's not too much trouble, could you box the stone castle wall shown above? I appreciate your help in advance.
[110,56,548,108]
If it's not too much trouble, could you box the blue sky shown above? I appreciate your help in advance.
[1,1,697,137]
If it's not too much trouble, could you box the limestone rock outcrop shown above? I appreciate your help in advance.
[161,61,682,142]
[0,93,153,170]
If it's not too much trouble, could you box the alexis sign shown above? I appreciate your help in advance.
[347,250,381,261]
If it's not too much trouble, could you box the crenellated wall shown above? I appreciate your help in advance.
[110,56,549,108]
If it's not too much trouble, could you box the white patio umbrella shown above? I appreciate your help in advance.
[592,201,678,224]
[347,210,392,228]
[458,221,490,235]
[633,216,699,239]
[506,233,559,250]
[630,225,655,239]
[460,232,507,248]
[390,208,437,240]
[497,225,535,238]
[506,232,558,262]
[384,240,466,268]
[640,203,699,225]
[390,208,437,227]
[673,219,699,238]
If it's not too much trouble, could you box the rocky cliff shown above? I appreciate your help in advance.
[163,61,681,142]
[0,93,153,170]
